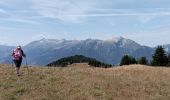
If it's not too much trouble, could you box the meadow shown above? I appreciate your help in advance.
[0,63,170,100]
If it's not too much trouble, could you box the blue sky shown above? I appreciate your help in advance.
[0,0,170,47]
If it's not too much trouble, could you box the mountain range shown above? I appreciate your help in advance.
[1,37,170,66]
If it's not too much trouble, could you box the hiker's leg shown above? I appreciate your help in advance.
[17,59,22,75]
[18,59,22,67]
[17,67,20,74]
[13,60,20,75]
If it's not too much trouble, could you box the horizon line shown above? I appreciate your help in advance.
[0,37,168,48]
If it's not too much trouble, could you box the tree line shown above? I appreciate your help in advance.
[47,55,112,68]
[47,46,170,67]
[120,46,170,66]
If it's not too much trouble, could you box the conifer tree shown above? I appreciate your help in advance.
[120,55,130,66]
[166,53,170,66]
[130,56,137,64]
[152,46,168,66]
[120,55,137,66]
[138,57,148,65]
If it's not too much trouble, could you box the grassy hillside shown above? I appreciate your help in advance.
[0,64,170,100]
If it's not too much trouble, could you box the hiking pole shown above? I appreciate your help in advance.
[25,57,29,74]
[11,59,14,74]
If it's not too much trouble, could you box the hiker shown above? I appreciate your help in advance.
[12,45,26,76]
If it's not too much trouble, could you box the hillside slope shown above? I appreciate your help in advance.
[0,37,154,65]
[23,38,153,65]
[0,64,170,100]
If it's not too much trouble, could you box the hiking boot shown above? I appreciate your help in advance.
[17,73,20,76]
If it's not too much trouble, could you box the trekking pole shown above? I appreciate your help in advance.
[11,59,14,74]
[25,57,29,74]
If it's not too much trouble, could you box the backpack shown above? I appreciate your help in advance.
[13,49,22,61]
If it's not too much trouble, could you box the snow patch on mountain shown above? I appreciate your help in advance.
[0,37,165,66]
[105,36,124,42]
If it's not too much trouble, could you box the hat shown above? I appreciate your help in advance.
[17,45,21,49]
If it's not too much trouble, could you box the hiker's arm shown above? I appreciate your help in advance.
[21,50,26,58]
[12,50,14,56]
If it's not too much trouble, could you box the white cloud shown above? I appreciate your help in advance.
[31,32,58,40]
[0,32,21,46]
[0,17,38,24]
[31,0,96,22]
[0,9,40,24]
[53,12,170,17]
[0,0,41,24]
[0,1,8,5]
[0,8,6,13]
[30,0,170,23]
[1,0,170,23]
[121,26,170,47]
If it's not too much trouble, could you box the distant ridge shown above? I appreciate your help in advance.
[1,37,170,66]
[47,55,112,68]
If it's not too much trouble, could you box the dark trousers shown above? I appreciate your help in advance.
[13,59,22,68]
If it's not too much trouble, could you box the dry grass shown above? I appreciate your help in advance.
[0,63,170,100]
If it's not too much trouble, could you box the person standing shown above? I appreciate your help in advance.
[12,45,26,76]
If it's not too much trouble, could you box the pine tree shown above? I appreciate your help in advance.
[167,53,170,66]
[120,55,137,66]
[120,55,131,66]
[130,56,137,64]
[152,46,168,66]
[138,57,148,65]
